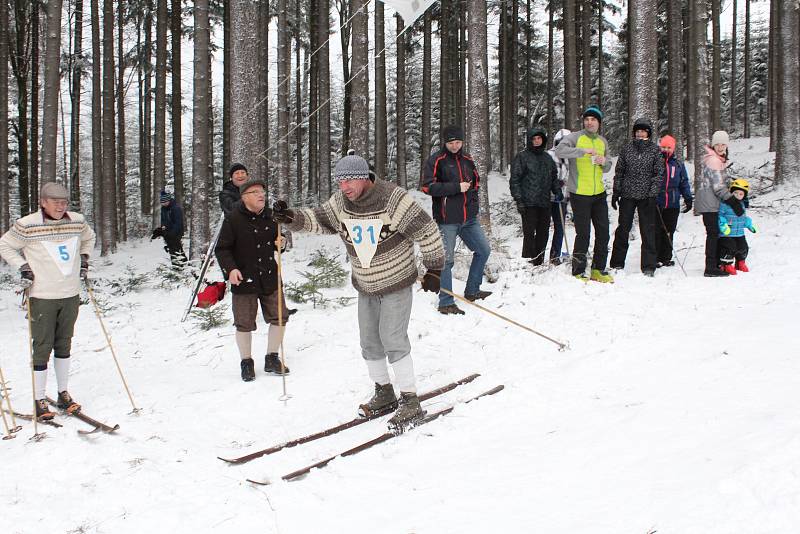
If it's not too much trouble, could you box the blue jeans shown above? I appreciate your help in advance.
[438,218,491,307]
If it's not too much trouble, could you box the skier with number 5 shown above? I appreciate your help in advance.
[0,182,96,421]
[272,153,445,429]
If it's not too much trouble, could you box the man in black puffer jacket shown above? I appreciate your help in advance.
[609,118,664,276]
[510,127,561,265]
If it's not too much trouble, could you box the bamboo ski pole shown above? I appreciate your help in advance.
[25,293,45,441]
[0,363,21,437]
[558,200,571,257]
[275,224,291,402]
[656,208,688,277]
[84,281,141,414]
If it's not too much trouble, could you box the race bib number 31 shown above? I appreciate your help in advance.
[343,219,383,268]
[42,236,79,276]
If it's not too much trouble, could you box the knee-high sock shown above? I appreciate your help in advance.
[391,355,417,394]
[235,331,253,360]
[33,369,48,400]
[365,358,391,386]
[54,356,70,393]
[267,325,285,354]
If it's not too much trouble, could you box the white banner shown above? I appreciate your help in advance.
[379,0,437,25]
[343,218,384,268]
[42,236,79,276]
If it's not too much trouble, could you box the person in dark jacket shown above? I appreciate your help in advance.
[215,178,290,382]
[159,190,187,268]
[510,127,561,265]
[219,163,250,216]
[422,124,491,315]
[655,135,693,267]
[609,118,664,276]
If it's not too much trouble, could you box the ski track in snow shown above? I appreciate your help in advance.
[1,138,799,533]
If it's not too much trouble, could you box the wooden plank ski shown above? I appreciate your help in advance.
[46,397,120,434]
[247,384,504,486]
[5,410,63,428]
[220,373,480,465]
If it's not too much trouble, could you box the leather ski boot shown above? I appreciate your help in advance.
[56,391,81,414]
[35,399,55,421]
[358,383,397,418]
[264,353,290,375]
[388,392,424,431]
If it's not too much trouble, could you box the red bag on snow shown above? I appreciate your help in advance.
[196,282,227,308]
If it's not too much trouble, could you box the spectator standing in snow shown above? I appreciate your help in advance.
[510,127,561,265]
[609,118,663,276]
[0,182,96,420]
[548,129,572,264]
[219,163,250,216]
[695,130,743,277]
[272,153,445,428]
[554,106,614,283]
[655,135,693,267]
[718,178,757,275]
[158,190,188,269]
[215,178,291,382]
[421,124,492,315]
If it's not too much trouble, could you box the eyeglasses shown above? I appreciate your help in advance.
[242,190,266,197]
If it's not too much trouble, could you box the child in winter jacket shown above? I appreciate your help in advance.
[718,179,757,275]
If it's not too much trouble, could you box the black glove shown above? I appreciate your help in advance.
[20,263,34,289]
[150,227,164,240]
[724,196,744,216]
[80,254,89,280]
[272,200,295,224]
[421,269,441,293]
[611,194,619,211]
[682,198,693,213]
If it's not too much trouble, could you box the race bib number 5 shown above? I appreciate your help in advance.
[42,236,79,276]
[343,219,383,268]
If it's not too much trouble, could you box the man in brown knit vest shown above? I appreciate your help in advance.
[273,153,444,429]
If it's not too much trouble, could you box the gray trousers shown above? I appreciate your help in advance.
[29,296,80,367]
[357,285,412,364]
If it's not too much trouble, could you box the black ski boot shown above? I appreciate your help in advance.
[56,391,81,414]
[358,383,398,417]
[388,392,424,431]
[35,399,55,421]
[464,290,492,302]
[241,358,256,382]
[264,353,290,375]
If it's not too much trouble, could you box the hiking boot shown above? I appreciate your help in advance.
[358,383,398,417]
[264,353,290,375]
[590,269,614,283]
[574,273,590,282]
[240,358,256,382]
[35,399,55,421]
[722,264,737,275]
[438,304,465,315]
[736,260,749,272]
[643,269,655,278]
[56,391,81,414]
[663,260,675,267]
[464,290,492,302]
[704,267,730,277]
[388,392,424,431]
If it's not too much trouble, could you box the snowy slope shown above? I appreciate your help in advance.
[1,138,798,533]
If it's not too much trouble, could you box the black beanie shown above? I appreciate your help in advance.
[443,125,465,143]
[229,163,248,178]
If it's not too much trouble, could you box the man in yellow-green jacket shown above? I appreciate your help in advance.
[554,106,614,283]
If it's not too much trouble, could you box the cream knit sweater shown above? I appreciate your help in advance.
[0,211,96,299]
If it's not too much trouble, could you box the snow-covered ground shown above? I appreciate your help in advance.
[1,138,798,533]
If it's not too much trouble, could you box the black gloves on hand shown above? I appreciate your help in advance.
[421,270,441,293]
[150,227,165,240]
[272,200,295,224]
[20,263,34,289]
[611,194,619,211]
[80,254,90,280]
[724,196,744,216]
[682,198,693,213]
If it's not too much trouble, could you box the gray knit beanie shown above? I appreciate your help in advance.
[333,154,371,183]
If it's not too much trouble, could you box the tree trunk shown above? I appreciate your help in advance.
[768,0,778,151]
[420,10,431,185]
[294,0,303,200]
[142,1,153,215]
[349,0,369,156]
[101,0,117,254]
[117,0,127,240]
[171,0,183,207]
[547,2,554,134]
[597,0,603,106]
[690,0,711,181]
[628,0,658,129]
[774,2,800,185]
[563,0,579,129]
[69,0,83,211]
[338,0,351,155]
[91,0,102,226]
[730,0,737,132]
[467,0,491,230]
[711,0,721,132]
[667,0,685,157]
[308,0,319,198]
[191,0,211,258]
[743,0,751,139]
[318,0,331,197]
[223,0,231,173]
[395,15,407,188]
[230,0,260,179]
[255,0,270,190]
[581,0,592,108]
[31,0,41,205]
[374,1,387,180]
[152,0,168,226]
[0,0,8,231]
[277,0,290,198]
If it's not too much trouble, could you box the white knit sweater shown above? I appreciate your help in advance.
[0,211,96,299]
